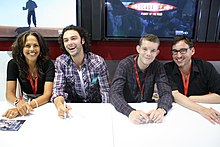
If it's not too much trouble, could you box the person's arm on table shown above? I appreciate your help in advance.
[173,90,220,124]
[3,81,53,118]
[110,61,148,124]
[189,93,220,103]
[29,81,53,109]
[148,63,173,123]
[2,108,19,119]
[110,61,150,124]
[29,60,55,108]
[52,58,72,119]
[5,81,32,117]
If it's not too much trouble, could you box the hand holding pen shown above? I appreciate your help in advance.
[57,102,72,119]
[54,96,72,119]
[129,110,150,124]
[16,99,33,116]
[63,103,72,119]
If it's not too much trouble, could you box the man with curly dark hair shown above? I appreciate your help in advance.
[51,25,110,119]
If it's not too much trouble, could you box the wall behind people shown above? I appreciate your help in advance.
[0,51,12,101]
[0,40,220,82]
[0,0,219,101]
[1,40,220,61]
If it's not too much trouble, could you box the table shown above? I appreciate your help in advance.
[112,103,220,147]
[0,102,220,147]
[0,102,114,147]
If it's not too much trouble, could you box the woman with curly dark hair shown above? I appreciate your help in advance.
[2,30,55,119]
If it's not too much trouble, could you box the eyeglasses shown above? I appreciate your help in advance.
[171,48,190,55]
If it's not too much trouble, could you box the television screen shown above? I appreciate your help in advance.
[0,0,78,39]
[105,0,199,40]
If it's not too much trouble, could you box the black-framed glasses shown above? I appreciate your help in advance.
[171,48,190,55]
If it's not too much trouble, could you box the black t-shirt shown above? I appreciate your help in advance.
[7,59,55,95]
[164,58,220,96]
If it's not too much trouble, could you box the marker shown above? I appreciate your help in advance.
[63,102,69,119]
[27,98,31,113]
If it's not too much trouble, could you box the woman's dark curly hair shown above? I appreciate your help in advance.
[58,25,91,54]
[11,30,50,82]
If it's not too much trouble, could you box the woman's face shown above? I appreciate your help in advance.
[23,35,40,63]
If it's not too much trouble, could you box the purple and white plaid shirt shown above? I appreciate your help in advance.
[51,52,110,103]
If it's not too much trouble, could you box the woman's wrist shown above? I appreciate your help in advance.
[31,99,38,108]
[13,99,20,106]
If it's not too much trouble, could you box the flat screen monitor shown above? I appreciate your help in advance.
[105,0,199,40]
[0,0,79,39]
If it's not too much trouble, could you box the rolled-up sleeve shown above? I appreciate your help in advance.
[51,58,68,102]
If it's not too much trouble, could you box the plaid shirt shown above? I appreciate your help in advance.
[51,52,110,103]
[110,55,173,116]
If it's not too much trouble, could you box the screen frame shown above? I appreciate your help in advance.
[102,0,202,41]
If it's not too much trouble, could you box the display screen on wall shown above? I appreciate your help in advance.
[105,0,198,40]
[0,0,78,38]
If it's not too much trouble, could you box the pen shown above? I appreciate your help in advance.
[63,102,68,119]
[27,98,31,113]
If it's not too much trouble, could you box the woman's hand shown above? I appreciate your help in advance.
[16,100,33,116]
[2,108,19,118]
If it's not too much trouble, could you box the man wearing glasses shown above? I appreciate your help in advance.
[164,35,220,124]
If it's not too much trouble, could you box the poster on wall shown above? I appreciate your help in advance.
[105,0,198,39]
[0,0,77,38]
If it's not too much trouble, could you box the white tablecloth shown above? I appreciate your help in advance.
[0,102,219,147]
